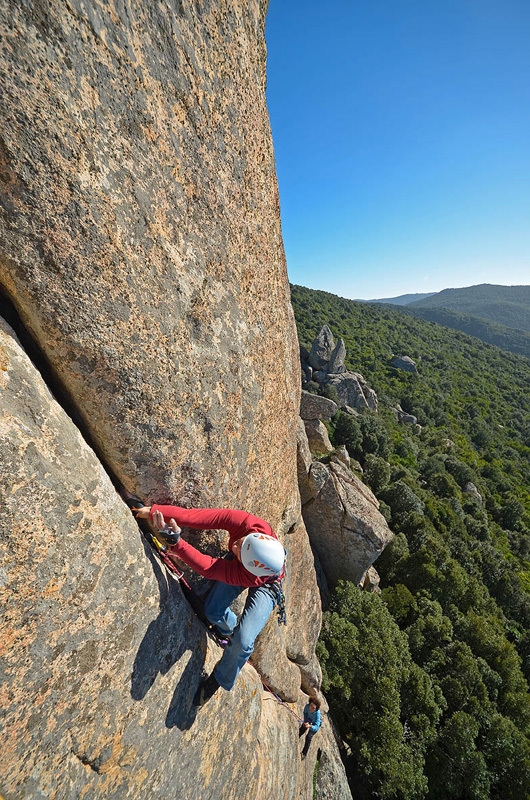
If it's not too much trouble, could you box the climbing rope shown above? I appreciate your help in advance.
[259,676,303,724]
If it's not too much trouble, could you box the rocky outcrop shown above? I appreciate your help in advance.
[391,355,418,373]
[392,404,419,426]
[333,445,351,468]
[301,327,378,411]
[297,433,393,587]
[328,338,347,374]
[0,2,351,797]
[300,390,336,455]
[308,325,336,371]
[358,565,382,593]
[300,390,338,421]
[304,419,334,455]
[326,371,378,412]
[464,482,483,504]
[296,391,392,591]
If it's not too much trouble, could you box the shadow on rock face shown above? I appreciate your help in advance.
[131,542,207,731]
[164,646,206,730]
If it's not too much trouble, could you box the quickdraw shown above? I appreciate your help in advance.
[268,579,287,625]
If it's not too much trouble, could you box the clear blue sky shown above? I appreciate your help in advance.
[265,0,530,300]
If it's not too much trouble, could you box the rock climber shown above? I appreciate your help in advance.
[299,696,322,759]
[127,499,286,705]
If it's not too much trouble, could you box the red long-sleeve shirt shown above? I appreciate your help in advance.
[150,506,279,588]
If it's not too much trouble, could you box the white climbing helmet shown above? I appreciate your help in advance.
[241,533,286,577]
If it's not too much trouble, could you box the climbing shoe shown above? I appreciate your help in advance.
[210,626,231,648]
[193,672,220,707]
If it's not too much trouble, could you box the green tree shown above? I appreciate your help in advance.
[319,582,442,799]
[332,411,362,458]
[455,611,530,731]
[482,713,530,800]
[428,472,461,499]
[363,453,391,493]
[379,481,425,517]
[359,413,391,458]
[496,497,525,530]
[382,583,417,627]
[425,712,491,800]
[405,596,454,667]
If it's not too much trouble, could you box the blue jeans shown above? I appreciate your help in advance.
[299,727,316,756]
[203,581,275,691]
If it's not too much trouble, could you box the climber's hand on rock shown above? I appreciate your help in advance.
[151,509,166,529]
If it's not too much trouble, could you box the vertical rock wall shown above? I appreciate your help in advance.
[0,318,335,799]
[0,1,352,797]
[0,0,299,521]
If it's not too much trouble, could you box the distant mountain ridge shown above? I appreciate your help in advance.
[366,283,530,359]
[366,292,436,305]
[408,283,530,330]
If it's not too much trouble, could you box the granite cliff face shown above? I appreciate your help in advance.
[0,1,351,798]
[0,319,346,799]
[0,0,298,514]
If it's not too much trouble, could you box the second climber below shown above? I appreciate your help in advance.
[130,501,286,705]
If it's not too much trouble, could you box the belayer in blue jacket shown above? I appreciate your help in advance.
[299,695,322,758]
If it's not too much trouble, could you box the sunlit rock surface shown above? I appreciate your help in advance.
[0,0,351,796]
[0,0,299,517]
[0,317,348,798]
[301,457,393,588]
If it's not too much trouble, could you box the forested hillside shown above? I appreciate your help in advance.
[401,305,530,360]
[409,283,530,332]
[366,283,530,358]
[368,292,436,305]
[291,284,530,800]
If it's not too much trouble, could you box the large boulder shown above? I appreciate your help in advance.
[300,390,338,421]
[391,355,418,374]
[308,325,335,370]
[326,372,378,411]
[464,482,483,504]
[328,338,347,374]
[301,459,393,587]
[304,419,334,455]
